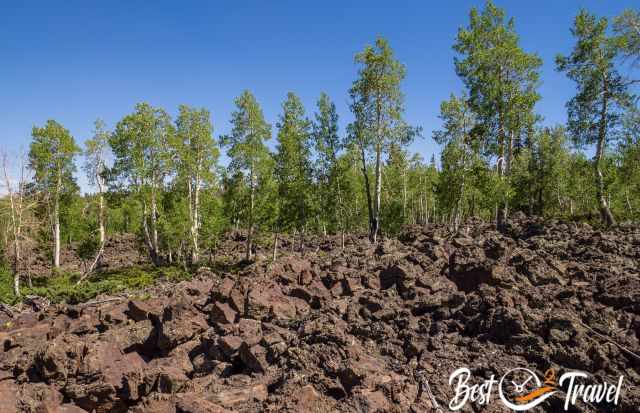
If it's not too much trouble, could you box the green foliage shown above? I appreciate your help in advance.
[510,126,572,216]
[173,105,218,183]
[0,267,16,304]
[221,91,272,178]
[220,91,274,238]
[29,120,80,199]
[110,103,174,187]
[109,103,174,263]
[454,0,541,159]
[556,10,631,149]
[350,37,414,147]
[312,92,344,233]
[0,265,191,305]
[4,6,640,299]
[84,119,110,189]
[274,92,314,232]
[348,37,419,240]
[612,106,640,220]
[556,9,633,225]
[614,9,640,69]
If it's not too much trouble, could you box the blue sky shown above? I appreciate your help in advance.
[0,0,637,189]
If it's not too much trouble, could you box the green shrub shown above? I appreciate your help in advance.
[0,265,193,305]
[0,267,18,305]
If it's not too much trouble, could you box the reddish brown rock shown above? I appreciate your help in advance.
[237,318,262,346]
[176,395,231,413]
[209,383,268,407]
[238,342,268,373]
[128,298,165,322]
[157,299,208,352]
[218,335,243,358]
[0,380,19,413]
[34,333,83,385]
[210,302,237,325]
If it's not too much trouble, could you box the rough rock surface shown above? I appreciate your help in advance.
[1,217,639,412]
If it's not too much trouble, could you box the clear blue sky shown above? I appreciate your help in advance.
[0,0,636,189]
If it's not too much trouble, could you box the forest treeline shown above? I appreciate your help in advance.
[1,2,639,295]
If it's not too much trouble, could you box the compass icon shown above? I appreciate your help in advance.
[499,368,557,411]
[502,368,541,399]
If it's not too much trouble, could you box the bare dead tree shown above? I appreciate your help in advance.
[1,151,29,296]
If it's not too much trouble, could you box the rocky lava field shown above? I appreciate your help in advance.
[0,216,639,412]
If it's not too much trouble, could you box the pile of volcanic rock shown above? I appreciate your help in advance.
[0,215,639,412]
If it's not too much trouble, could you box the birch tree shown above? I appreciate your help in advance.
[173,105,218,264]
[79,119,109,278]
[110,103,173,265]
[29,120,79,269]
[220,91,272,261]
[433,94,478,230]
[348,37,418,243]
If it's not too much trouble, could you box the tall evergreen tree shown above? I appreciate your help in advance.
[454,0,542,227]
[557,10,632,226]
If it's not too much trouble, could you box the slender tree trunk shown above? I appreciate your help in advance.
[246,165,255,261]
[336,176,346,245]
[506,129,514,216]
[372,144,382,243]
[496,89,507,230]
[272,231,278,261]
[53,196,61,269]
[77,175,106,284]
[3,156,22,296]
[150,185,159,258]
[570,198,574,217]
[190,173,201,264]
[596,82,616,227]
[455,156,466,232]
[359,144,374,237]
[142,199,160,266]
[402,168,407,223]
[13,245,20,296]
[98,185,105,246]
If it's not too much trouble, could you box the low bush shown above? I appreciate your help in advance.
[0,265,192,305]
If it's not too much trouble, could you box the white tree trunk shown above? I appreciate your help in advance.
[191,174,200,263]
[372,144,382,244]
[53,198,61,268]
